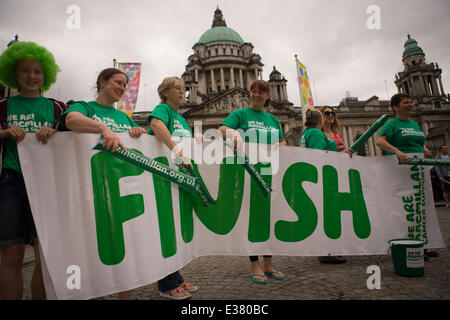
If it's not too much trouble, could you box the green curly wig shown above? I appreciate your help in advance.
[0,41,60,92]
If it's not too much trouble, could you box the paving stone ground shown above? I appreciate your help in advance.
[16,206,450,300]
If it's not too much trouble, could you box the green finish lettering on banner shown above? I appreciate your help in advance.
[152,157,177,258]
[179,157,245,242]
[248,163,272,242]
[91,150,145,265]
[322,165,371,239]
[276,162,318,242]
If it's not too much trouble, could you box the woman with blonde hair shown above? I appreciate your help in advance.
[319,106,345,152]
[148,76,198,300]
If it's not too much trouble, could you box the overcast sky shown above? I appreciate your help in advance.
[1,0,449,112]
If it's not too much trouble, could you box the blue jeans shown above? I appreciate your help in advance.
[158,271,184,292]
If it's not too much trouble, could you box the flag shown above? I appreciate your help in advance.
[296,57,314,124]
[117,62,142,118]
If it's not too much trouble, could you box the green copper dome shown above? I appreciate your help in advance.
[403,34,424,59]
[198,26,244,45]
[198,7,244,45]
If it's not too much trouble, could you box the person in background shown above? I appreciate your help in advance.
[300,109,353,264]
[435,144,450,209]
[60,67,146,299]
[148,76,198,300]
[319,106,345,152]
[220,80,287,284]
[0,41,67,299]
[376,93,439,260]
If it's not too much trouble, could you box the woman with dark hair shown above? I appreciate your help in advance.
[376,93,431,163]
[0,41,66,300]
[219,80,286,284]
[300,110,337,151]
[61,68,146,153]
[376,93,437,260]
[60,68,146,299]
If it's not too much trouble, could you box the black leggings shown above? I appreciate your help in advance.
[249,256,272,262]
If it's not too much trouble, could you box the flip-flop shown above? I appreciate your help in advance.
[250,273,268,284]
[180,282,199,293]
[159,288,192,300]
[265,271,285,280]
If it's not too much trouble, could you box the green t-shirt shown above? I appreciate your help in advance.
[147,104,192,138]
[378,118,425,154]
[221,108,284,144]
[2,96,54,173]
[60,101,140,133]
[299,128,338,151]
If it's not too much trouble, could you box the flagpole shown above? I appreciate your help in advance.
[295,54,306,126]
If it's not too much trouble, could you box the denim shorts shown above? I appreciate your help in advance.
[0,168,38,247]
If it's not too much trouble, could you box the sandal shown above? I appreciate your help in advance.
[159,287,191,300]
[180,281,199,293]
[250,273,269,284]
[265,270,285,280]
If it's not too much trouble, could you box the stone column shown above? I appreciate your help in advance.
[239,69,244,89]
[272,85,279,101]
[438,77,445,96]
[254,68,258,81]
[348,126,353,147]
[220,68,225,91]
[230,67,235,88]
[431,77,439,97]
[210,69,216,93]
[342,126,348,148]
[367,125,375,156]
[283,85,288,101]
[423,76,430,96]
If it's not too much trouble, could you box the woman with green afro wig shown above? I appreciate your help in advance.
[0,41,66,300]
[0,41,60,92]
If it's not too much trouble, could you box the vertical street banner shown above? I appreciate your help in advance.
[295,56,315,124]
[18,133,445,299]
[117,62,142,118]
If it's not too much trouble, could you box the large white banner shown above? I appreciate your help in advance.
[18,133,444,299]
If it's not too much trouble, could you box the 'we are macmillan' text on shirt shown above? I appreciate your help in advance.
[221,107,284,145]
[60,101,140,133]
[148,104,192,138]
[3,96,54,173]
[378,117,425,154]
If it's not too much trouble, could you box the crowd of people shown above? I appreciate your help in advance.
[0,41,447,300]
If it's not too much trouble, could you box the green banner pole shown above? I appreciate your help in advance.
[397,158,450,167]
[178,165,216,207]
[93,138,198,194]
[350,114,390,152]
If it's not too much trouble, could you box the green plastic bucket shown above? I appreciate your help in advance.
[388,239,424,277]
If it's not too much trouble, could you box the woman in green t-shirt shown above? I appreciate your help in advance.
[300,110,338,151]
[219,80,286,285]
[0,41,66,300]
[377,93,437,260]
[376,93,432,163]
[61,68,146,153]
[62,68,146,300]
[300,110,351,264]
[148,77,198,300]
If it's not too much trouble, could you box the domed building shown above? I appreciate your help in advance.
[177,7,303,145]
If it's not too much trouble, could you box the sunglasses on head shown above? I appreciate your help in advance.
[324,111,335,116]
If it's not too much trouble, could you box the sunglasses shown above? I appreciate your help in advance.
[323,111,336,116]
